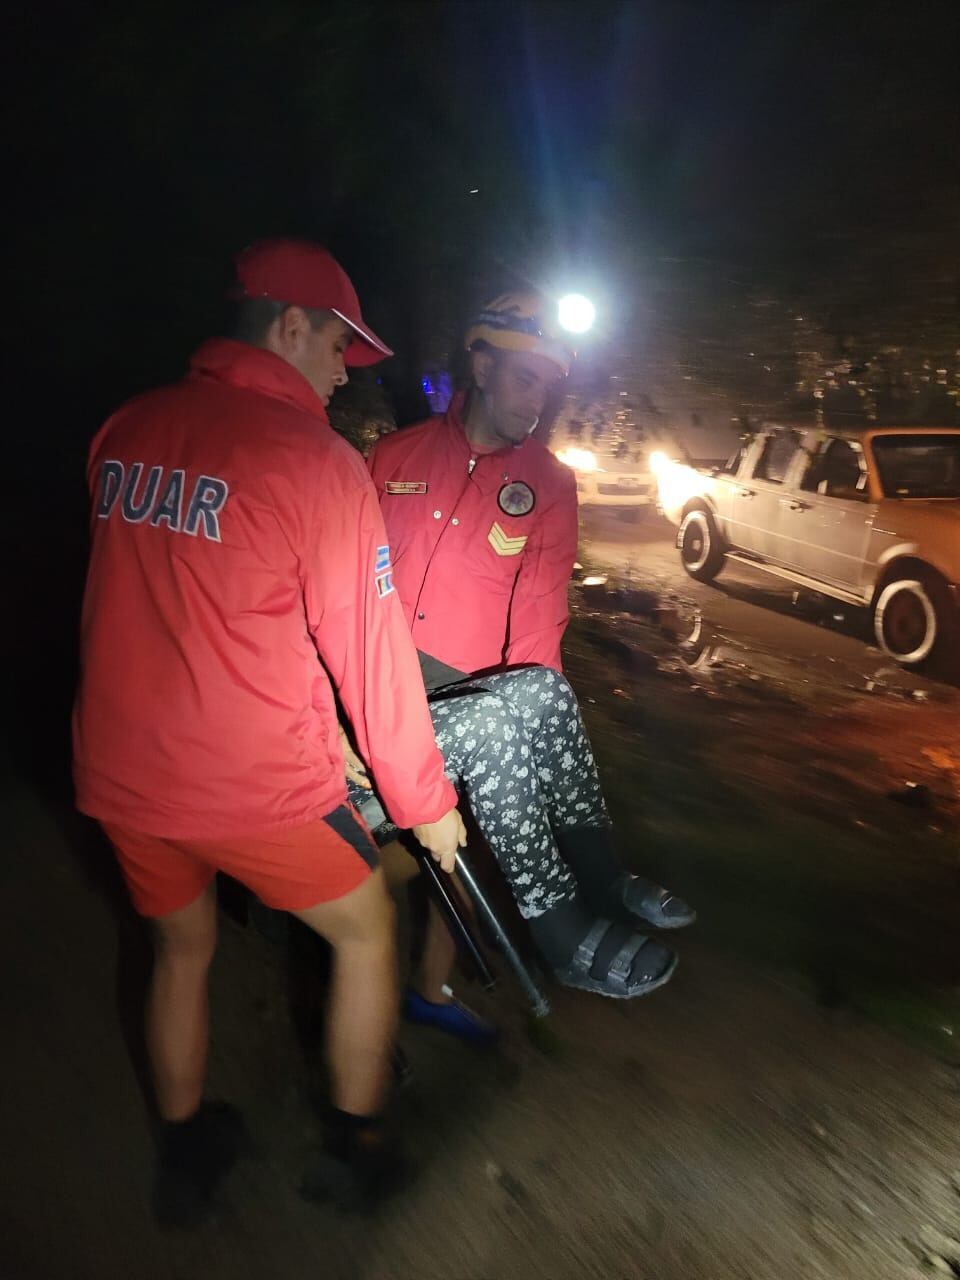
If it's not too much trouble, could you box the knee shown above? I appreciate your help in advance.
[530,668,576,706]
[474,693,523,740]
[552,672,576,702]
[344,876,398,953]
[153,923,217,972]
[501,668,575,715]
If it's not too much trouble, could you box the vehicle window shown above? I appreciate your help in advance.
[752,431,802,484]
[872,435,960,499]
[719,443,746,475]
[801,439,867,499]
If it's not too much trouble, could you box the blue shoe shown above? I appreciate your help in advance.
[403,987,499,1047]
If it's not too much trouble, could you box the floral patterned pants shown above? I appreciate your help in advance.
[426,668,609,919]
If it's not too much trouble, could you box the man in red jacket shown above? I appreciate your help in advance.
[73,239,465,1219]
[358,294,694,1031]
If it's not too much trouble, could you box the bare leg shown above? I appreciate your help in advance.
[147,883,218,1122]
[294,869,397,1118]
[403,885,497,1047]
[415,899,458,1003]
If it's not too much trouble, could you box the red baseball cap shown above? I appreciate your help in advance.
[232,238,393,366]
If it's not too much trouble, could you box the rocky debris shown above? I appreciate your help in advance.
[618,586,661,616]
[586,628,660,677]
[888,782,934,809]
[575,576,661,617]
[578,574,611,606]
[485,1160,530,1206]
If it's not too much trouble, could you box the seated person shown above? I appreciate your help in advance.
[347,293,695,1032]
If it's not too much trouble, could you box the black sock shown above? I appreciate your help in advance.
[527,894,594,968]
[161,1107,209,1167]
[324,1108,382,1161]
[554,825,623,912]
[160,1102,245,1173]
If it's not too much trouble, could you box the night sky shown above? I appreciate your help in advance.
[9,1,959,411]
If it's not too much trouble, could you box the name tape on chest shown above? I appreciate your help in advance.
[385,481,428,495]
[96,460,229,542]
[488,521,528,557]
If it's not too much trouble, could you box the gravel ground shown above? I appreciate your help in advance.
[4,578,960,1279]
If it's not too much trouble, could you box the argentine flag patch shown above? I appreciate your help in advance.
[375,544,394,598]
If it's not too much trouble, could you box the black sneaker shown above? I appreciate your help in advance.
[153,1101,249,1228]
[301,1124,409,1212]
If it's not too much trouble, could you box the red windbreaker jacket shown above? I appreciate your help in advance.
[367,397,578,674]
[73,338,456,837]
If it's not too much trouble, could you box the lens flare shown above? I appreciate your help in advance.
[557,294,596,335]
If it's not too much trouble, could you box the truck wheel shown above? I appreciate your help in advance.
[678,508,725,583]
[873,572,955,669]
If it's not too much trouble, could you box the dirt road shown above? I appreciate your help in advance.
[579,506,948,700]
[4,514,960,1280]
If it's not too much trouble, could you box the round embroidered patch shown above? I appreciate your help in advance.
[497,481,535,516]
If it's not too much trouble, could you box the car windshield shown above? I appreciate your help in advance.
[872,435,960,499]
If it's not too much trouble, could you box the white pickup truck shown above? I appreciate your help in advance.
[655,425,960,668]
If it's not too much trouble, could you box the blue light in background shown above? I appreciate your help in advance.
[421,370,453,414]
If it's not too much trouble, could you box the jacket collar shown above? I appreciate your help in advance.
[190,338,330,422]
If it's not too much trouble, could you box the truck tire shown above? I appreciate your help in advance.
[678,507,726,584]
[873,570,956,669]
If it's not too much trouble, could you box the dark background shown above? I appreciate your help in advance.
[4,0,959,773]
[9,1,960,409]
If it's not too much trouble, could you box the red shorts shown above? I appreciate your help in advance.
[102,806,378,919]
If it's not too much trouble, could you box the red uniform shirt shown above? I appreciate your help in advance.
[367,397,578,674]
[73,338,455,837]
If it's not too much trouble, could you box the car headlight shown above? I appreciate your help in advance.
[554,447,599,474]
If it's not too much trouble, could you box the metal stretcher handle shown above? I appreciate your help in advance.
[411,845,497,992]
[451,852,551,1020]
[360,790,551,1017]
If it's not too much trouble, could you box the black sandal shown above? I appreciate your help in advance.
[617,876,697,930]
[553,918,677,999]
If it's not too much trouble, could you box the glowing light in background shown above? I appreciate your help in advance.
[555,446,599,473]
[557,293,596,335]
[420,370,453,413]
[653,454,708,514]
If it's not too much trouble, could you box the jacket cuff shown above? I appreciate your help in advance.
[385,774,458,831]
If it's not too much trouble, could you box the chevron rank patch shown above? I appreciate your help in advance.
[488,521,528,557]
[385,481,427,494]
